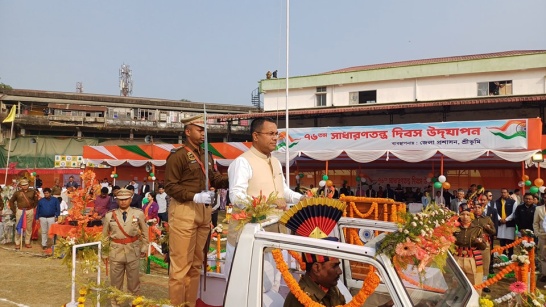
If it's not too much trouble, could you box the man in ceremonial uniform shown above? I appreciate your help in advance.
[164,115,228,307]
[472,196,496,293]
[8,179,38,249]
[227,117,304,279]
[102,188,148,302]
[283,253,345,307]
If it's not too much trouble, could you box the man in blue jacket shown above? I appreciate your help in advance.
[35,188,60,250]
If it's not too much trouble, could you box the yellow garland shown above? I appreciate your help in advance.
[272,249,380,307]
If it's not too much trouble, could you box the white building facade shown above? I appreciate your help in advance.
[260,50,546,112]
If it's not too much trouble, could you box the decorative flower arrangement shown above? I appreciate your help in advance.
[231,191,278,229]
[65,170,102,226]
[512,249,531,266]
[72,282,170,307]
[479,297,494,307]
[377,204,458,276]
[489,282,546,306]
[53,226,110,272]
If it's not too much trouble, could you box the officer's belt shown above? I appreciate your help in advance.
[112,236,139,244]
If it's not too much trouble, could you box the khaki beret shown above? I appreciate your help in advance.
[19,179,29,186]
[181,115,205,128]
[115,188,134,200]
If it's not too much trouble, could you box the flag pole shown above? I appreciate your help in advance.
[3,116,15,185]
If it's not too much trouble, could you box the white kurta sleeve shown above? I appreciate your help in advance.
[228,157,252,209]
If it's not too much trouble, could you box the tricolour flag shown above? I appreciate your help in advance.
[487,119,526,140]
[16,209,27,234]
[2,105,17,123]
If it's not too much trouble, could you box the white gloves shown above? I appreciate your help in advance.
[193,191,214,204]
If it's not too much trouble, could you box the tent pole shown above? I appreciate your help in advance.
[522,161,525,194]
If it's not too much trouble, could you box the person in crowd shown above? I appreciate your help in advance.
[453,208,487,295]
[227,117,304,280]
[126,185,143,209]
[345,186,353,196]
[495,188,517,257]
[472,196,496,293]
[450,189,467,213]
[140,179,151,195]
[7,179,38,249]
[384,184,395,199]
[35,187,60,250]
[466,184,478,202]
[376,186,384,198]
[102,188,148,306]
[512,188,522,205]
[108,182,113,194]
[58,197,68,213]
[101,178,109,188]
[155,185,169,223]
[421,190,431,207]
[51,178,62,198]
[482,190,499,274]
[339,183,348,196]
[130,180,139,194]
[533,194,540,206]
[142,192,159,222]
[394,184,404,201]
[65,175,79,189]
[514,193,536,233]
[443,188,454,205]
[164,115,228,307]
[35,175,43,189]
[542,194,546,206]
[283,252,345,307]
[533,197,546,282]
[365,185,376,197]
[93,187,110,218]
[434,190,445,206]
[108,186,121,211]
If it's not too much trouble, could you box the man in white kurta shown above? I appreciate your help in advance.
[226,118,303,281]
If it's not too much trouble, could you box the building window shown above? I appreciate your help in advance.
[350,90,377,104]
[316,87,327,107]
[477,80,512,96]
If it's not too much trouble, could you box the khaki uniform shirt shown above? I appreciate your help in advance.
[164,141,228,203]
[102,207,149,263]
[284,274,346,307]
[51,184,62,196]
[472,215,496,237]
[454,224,486,250]
[9,189,38,212]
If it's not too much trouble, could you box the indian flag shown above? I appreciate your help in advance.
[487,119,526,139]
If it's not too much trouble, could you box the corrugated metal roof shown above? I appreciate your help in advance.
[324,50,546,74]
[209,95,546,120]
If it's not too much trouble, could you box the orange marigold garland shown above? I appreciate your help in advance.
[349,202,376,219]
[474,262,516,290]
[272,249,379,307]
[288,250,306,270]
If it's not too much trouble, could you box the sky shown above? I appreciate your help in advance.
[1,1,545,106]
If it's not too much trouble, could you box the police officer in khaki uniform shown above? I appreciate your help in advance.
[102,188,148,302]
[8,179,38,249]
[164,115,228,307]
